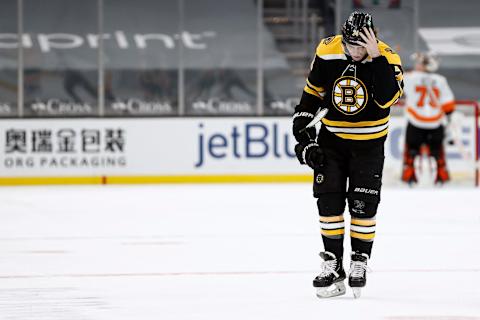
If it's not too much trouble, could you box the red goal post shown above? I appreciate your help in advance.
[447,100,479,187]
[462,100,480,187]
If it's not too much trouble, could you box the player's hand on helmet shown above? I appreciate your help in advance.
[294,140,324,169]
[356,27,380,58]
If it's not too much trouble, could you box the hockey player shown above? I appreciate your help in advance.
[401,52,455,185]
[292,12,403,298]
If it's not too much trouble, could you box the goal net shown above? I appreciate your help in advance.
[383,100,479,187]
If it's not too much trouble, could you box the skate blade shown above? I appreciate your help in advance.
[315,281,346,298]
[352,287,361,299]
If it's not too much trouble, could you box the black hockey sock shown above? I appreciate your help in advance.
[319,214,345,259]
[351,238,373,257]
[322,237,344,259]
[350,216,376,257]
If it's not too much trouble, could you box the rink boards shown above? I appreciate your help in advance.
[0,117,478,185]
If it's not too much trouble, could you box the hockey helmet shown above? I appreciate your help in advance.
[412,52,439,72]
[342,11,376,45]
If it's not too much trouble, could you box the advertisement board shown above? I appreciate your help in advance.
[0,117,477,185]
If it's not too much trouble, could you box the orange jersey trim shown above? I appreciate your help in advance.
[406,107,443,123]
[442,101,455,114]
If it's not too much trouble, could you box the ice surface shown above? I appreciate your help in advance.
[0,184,479,320]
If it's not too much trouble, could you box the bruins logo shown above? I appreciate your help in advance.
[315,173,325,184]
[332,76,368,115]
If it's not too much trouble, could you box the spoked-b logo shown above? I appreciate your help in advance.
[332,76,368,115]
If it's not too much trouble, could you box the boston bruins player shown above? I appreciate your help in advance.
[292,12,403,298]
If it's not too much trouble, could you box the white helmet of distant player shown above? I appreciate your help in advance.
[412,52,439,72]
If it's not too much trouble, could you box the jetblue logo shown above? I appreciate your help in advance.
[194,122,296,168]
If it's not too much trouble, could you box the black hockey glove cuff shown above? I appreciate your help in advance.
[292,109,316,143]
[294,140,324,169]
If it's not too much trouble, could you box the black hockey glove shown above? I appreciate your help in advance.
[292,108,316,143]
[294,140,324,169]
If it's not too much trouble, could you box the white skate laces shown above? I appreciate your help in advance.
[314,252,374,299]
[320,259,339,278]
[348,253,371,299]
[349,259,371,278]
[315,253,346,298]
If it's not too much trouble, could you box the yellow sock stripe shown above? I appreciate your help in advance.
[321,229,345,236]
[351,218,376,227]
[350,231,375,240]
[319,215,344,223]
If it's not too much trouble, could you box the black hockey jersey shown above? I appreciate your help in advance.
[298,35,404,142]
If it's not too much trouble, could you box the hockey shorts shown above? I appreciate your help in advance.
[313,144,384,212]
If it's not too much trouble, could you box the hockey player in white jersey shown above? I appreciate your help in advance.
[401,53,455,185]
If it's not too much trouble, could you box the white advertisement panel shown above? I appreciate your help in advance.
[0,118,306,178]
[0,117,477,185]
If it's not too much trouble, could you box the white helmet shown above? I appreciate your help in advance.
[411,52,439,72]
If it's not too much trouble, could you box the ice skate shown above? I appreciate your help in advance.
[348,252,370,299]
[313,251,346,298]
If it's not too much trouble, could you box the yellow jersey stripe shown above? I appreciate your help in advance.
[375,90,401,109]
[304,85,322,98]
[320,215,344,223]
[350,231,375,240]
[306,79,325,93]
[326,122,388,134]
[322,116,390,128]
[335,128,388,140]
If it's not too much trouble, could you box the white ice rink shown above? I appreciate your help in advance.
[0,184,479,320]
